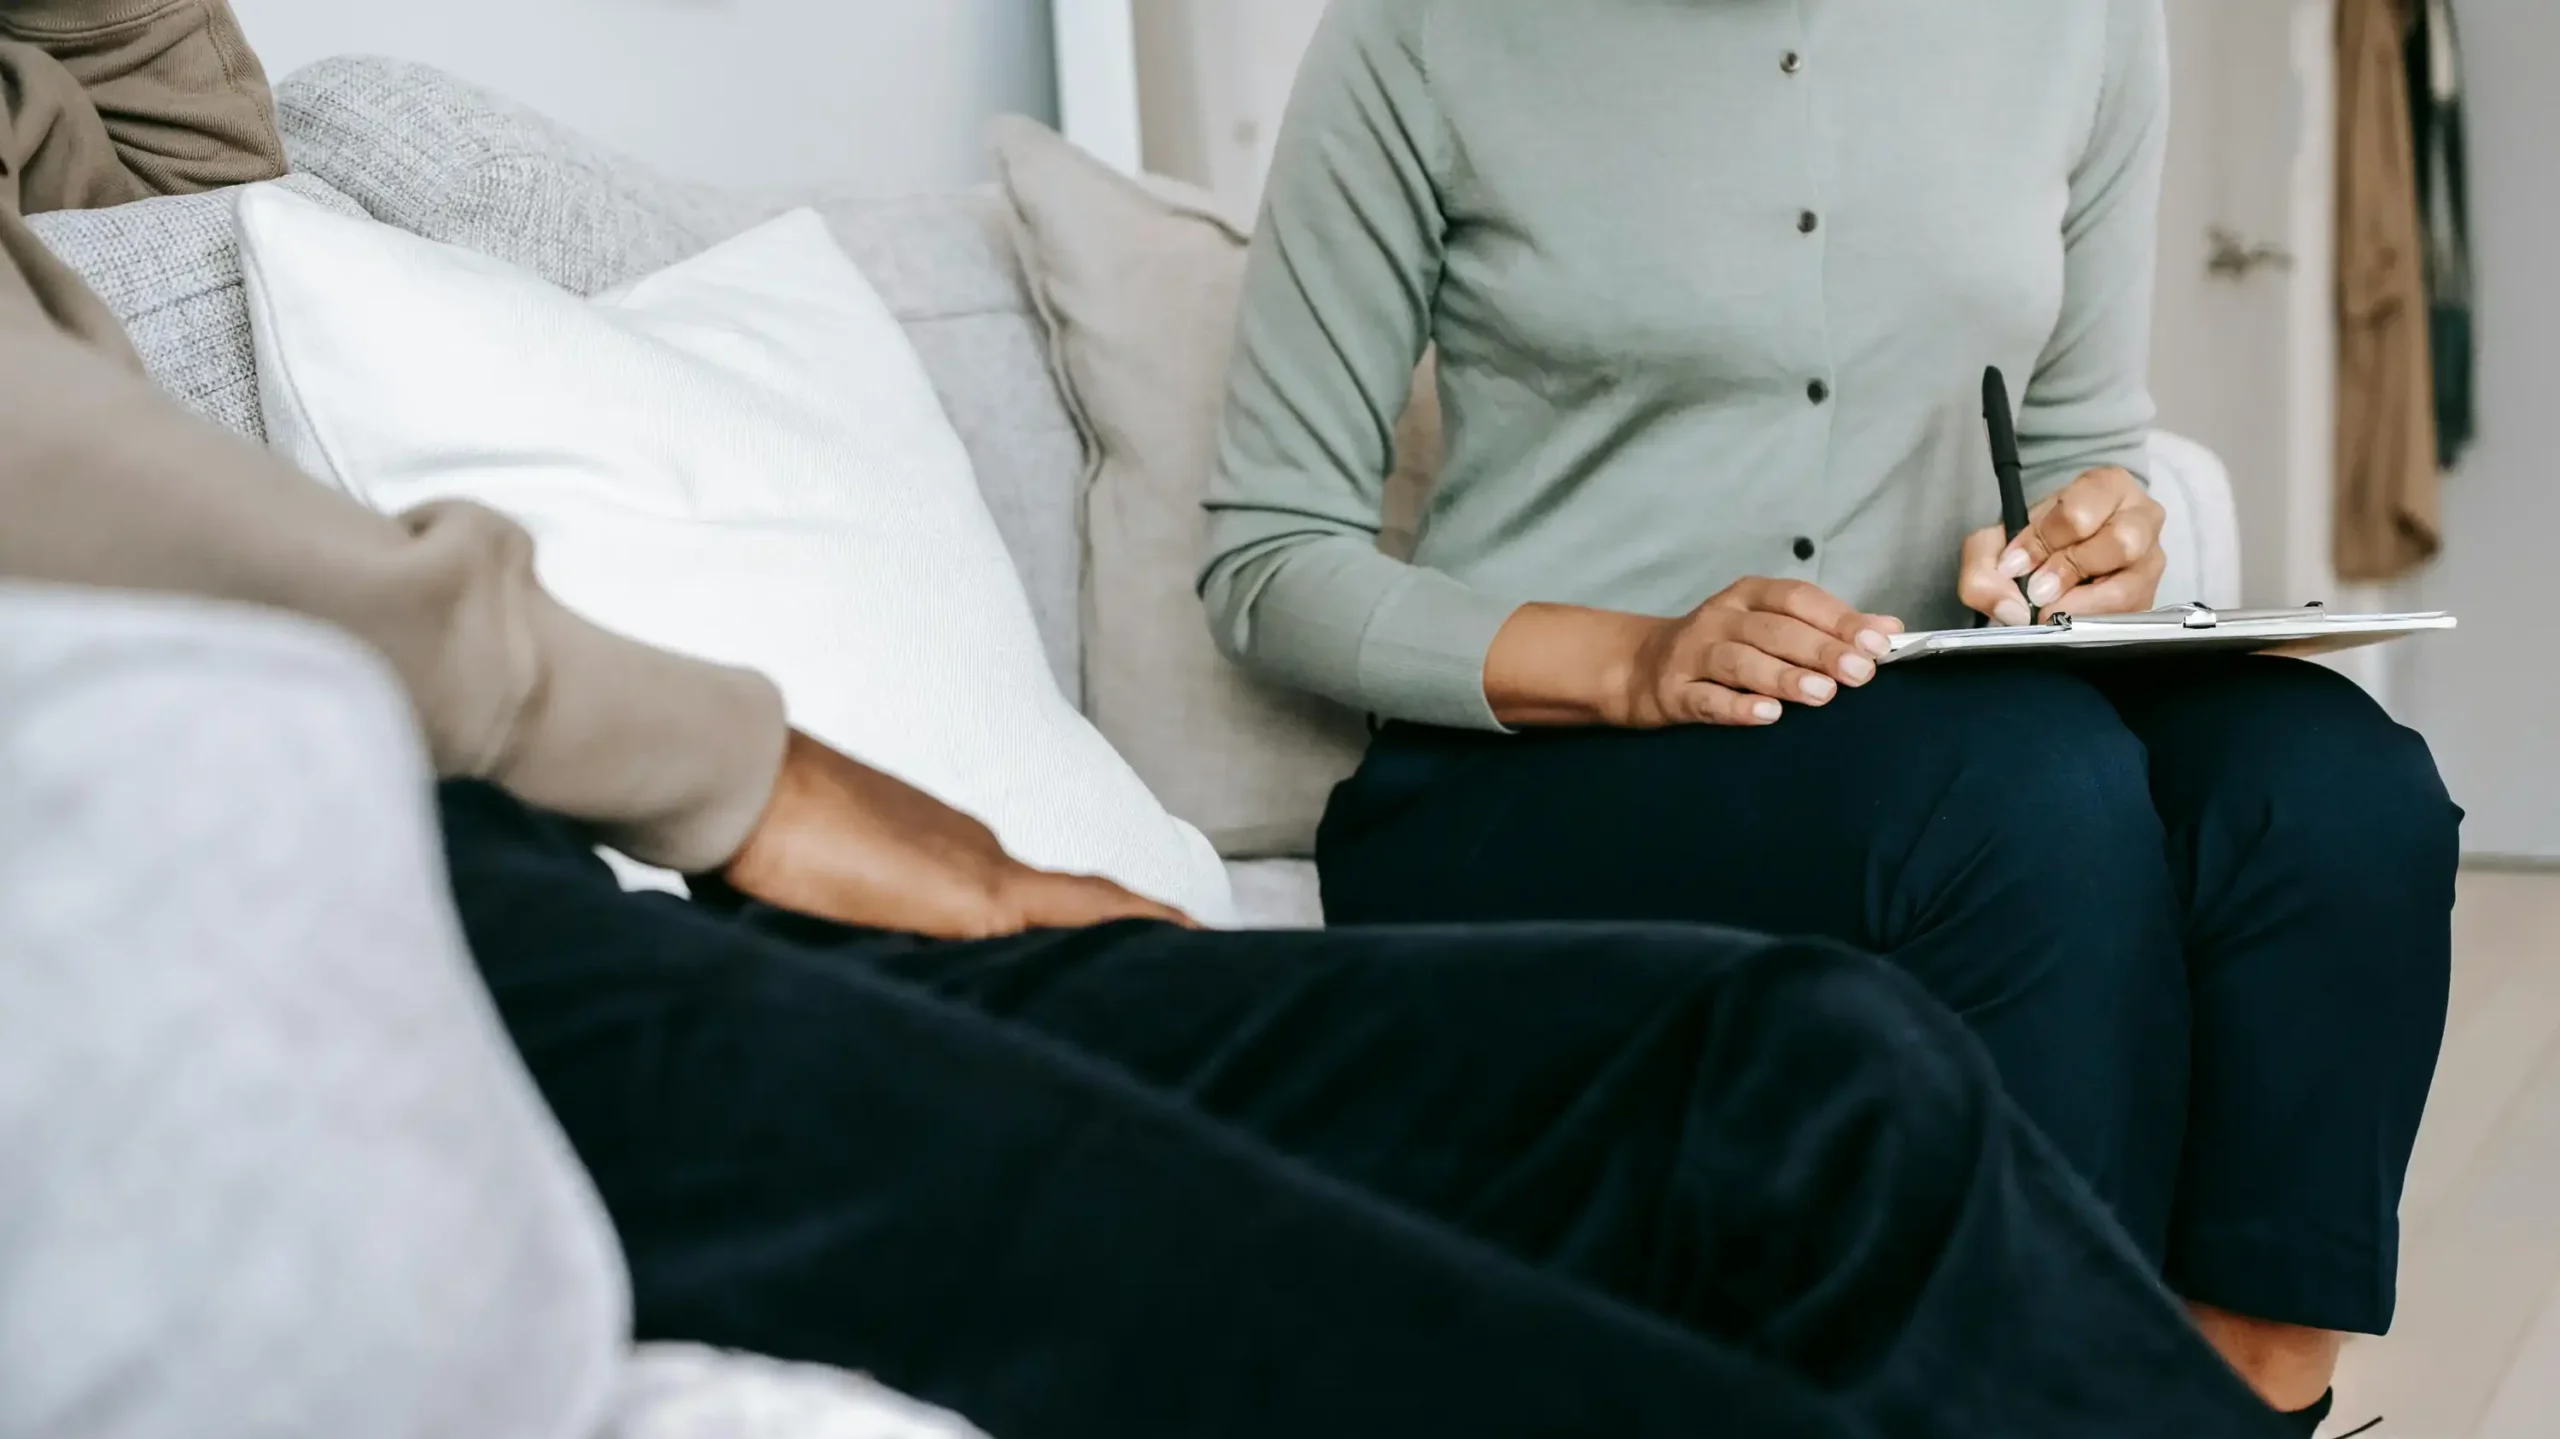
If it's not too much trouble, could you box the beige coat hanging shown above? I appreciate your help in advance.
[2335,0,2444,582]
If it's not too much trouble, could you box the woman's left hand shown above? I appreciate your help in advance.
[1957,466,2167,627]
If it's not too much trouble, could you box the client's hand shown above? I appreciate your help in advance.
[1615,579,1903,728]
[1958,466,2166,627]
[721,730,1194,938]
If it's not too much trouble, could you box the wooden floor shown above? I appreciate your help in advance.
[2326,871,2560,1437]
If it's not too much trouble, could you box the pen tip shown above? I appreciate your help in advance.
[1982,365,2009,412]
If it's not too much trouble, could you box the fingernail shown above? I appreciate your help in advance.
[1995,601,2032,627]
[1800,675,1837,702]
[1999,549,2032,579]
[1857,629,1891,657]
[2027,572,2063,606]
[1753,699,1783,722]
[1840,654,1876,684]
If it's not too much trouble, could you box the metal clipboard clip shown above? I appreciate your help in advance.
[2057,601,2334,634]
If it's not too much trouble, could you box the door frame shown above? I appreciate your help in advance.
[2280,0,2402,701]
[2283,0,2342,612]
[1052,0,1143,173]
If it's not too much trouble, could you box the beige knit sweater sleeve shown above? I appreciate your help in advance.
[0,0,788,872]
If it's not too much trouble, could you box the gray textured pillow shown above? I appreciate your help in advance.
[990,116,1439,859]
[25,173,365,441]
[276,57,766,296]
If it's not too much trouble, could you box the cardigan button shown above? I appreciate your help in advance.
[1781,51,1805,75]
[1807,379,1832,405]
[1792,536,1818,562]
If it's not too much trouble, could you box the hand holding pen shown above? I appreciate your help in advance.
[1956,366,2168,628]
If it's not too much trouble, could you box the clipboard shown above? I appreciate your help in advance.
[1882,603,2459,665]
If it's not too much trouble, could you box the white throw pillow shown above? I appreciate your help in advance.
[236,185,1234,924]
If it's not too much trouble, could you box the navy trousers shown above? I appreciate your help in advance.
[439,783,2290,1439]
[1321,655,2461,1334]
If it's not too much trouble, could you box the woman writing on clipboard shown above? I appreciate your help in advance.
[1201,0,2455,1422]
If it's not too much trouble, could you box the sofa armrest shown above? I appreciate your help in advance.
[0,586,623,1439]
[2148,430,2246,610]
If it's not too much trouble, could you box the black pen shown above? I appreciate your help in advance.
[1980,366,2035,627]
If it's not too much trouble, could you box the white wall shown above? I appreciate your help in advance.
[1132,0,1324,215]
[232,0,1057,194]
[2399,0,2560,861]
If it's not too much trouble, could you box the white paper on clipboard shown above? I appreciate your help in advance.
[1881,604,2459,665]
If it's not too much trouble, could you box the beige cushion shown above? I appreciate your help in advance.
[991,115,1438,858]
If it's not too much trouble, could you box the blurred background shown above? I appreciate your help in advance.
[222,2,2559,1434]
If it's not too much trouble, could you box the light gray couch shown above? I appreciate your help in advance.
[11,58,1288,1438]
[12,54,1062,1415]
[0,582,997,1439]
[31,53,1344,926]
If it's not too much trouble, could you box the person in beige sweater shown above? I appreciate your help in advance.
[0,6,2325,1437]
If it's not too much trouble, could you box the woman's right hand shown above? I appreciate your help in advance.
[1615,579,1902,728]
[1486,581,1903,729]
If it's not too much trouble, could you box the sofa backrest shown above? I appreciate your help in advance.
[33,55,1092,703]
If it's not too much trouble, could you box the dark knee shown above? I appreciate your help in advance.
[2152,663,2458,1021]
[1897,669,2157,842]
[1883,671,2166,925]
[1716,942,1998,1129]
[2004,725,2158,853]
[2325,721,2461,876]
[2180,661,2460,876]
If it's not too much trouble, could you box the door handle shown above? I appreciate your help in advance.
[2206,225,2297,280]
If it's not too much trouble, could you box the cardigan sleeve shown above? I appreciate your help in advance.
[2016,0,2169,500]
[1199,0,1514,731]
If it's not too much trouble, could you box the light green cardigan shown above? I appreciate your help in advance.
[1202,0,2168,729]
